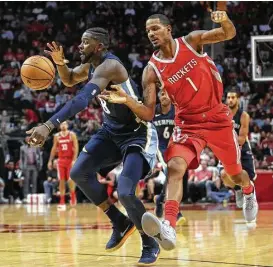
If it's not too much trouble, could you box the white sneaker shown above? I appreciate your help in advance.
[57,204,66,211]
[15,198,22,204]
[243,183,258,222]
[235,189,243,208]
[141,212,176,251]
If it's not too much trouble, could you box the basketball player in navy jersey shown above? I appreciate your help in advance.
[26,28,160,266]
[152,90,186,225]
[221,89,256,209]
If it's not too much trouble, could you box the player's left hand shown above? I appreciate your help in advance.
[98,85,128,104]
[26,125,50,147]
[211,11,228,23]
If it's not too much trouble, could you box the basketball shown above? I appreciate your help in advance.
[20,56,55,90]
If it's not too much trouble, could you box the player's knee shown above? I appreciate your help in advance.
[167,157,187,179]
[70,164,83,183]
[117,178,135,207]
[230,170,247,184]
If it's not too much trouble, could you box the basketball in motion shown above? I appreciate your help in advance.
[20,56,55,90]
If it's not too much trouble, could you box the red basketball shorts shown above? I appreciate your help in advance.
[165,123,242,176]
[57,158,73,180]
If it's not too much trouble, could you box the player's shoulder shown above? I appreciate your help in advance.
[241,110,250,121]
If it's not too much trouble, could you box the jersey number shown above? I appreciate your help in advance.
[61,144,68,151]
[163,127,170,139]
[98,97,111,114]
[186,68,222,92]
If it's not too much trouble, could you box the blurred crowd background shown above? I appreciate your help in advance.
[0,1,272,204]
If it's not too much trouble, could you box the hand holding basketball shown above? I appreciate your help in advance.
[44,41,69,66]
[211,11,228,23]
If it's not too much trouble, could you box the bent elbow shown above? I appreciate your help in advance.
[226,27,236,40]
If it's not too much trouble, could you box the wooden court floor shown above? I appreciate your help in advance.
[0,203,273,267]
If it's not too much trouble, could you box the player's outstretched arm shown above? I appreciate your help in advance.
[185,11,236,49]
[26,60,118,147]
[45,41,89,87]
[99,64,157,121]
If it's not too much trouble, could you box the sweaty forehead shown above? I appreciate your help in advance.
[227,93,237,98]
[146,18,164,28]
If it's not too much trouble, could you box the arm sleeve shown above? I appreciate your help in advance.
[49,83,101,127]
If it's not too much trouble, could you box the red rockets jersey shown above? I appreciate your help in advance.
[56,131,74,159]
[148,37,224,125]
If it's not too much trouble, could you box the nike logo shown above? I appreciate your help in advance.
[57,119,60,124]
[155,114,161,117]
[160,66,167,73]
[120,224,131,237]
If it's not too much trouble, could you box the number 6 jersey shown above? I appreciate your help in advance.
[148,37,226,128]
[153,104,175,154]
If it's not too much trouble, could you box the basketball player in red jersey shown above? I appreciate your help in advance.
[48,121,79,210]
[100,11,258,251]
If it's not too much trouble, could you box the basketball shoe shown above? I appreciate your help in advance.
[106,219,136,252]
[142,212,176,251]
[235,189,243,208]
[243,182,258,222]
[137,240,160,266]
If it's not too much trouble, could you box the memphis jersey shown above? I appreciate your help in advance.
[153,104,175,153]
[56,132,74,159]
[148,37,225,125]
[233,108,252,157]
[88,52,141,134]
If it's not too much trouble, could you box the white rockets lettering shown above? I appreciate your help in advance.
[167,59,198,85]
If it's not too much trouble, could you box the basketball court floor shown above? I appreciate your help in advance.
[0,203,272,267]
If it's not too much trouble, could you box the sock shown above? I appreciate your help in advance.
[165,200,179,228]
[105,204,128,231]
[60,195,65,205]
[242,183,254,195]
[70,191,76,202]
[140,232,156,246]
[234,185,241,191]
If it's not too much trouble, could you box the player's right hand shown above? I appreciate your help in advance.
[26,125,50,148]
[44,41,69,66]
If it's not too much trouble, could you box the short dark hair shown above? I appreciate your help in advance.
[227,88,240,97]
[85,27,109,47]
[147,14,171,26]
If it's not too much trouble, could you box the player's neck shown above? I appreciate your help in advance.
[159,38,176,59]
[60,130,69,137]
[91,51,108,68]
[230,105,239,115]
[161,104,171,115]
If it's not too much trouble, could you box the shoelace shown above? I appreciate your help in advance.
[245,196,254,210]
[162,221,175,237]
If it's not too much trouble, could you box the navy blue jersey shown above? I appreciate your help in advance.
[88,52,142,135]
[153,104,175,152]
[233,108,252,157]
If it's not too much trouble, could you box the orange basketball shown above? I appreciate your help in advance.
[20,56,55,90]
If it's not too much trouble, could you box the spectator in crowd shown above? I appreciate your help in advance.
[43,159,59,204]
[3,160,24,204]
[0,177,9,204]
[188,160,212,203]
[19,137,43,200]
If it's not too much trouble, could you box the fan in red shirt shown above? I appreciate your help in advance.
[102,11,258,251]
[47,121,79,210]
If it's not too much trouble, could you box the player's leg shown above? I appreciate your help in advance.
[57,162,67,210]
[117,149,160,266]
[67,162,77,206]
[208,127,258,222]
[142,135,206,251]
[155,150,186,224]
[70,131,136,251]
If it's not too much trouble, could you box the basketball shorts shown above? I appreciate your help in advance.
[57,158,73,180]
[82,123,158,176]
[165,124,242,176]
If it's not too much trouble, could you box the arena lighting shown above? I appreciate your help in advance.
[251,35,273,82]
